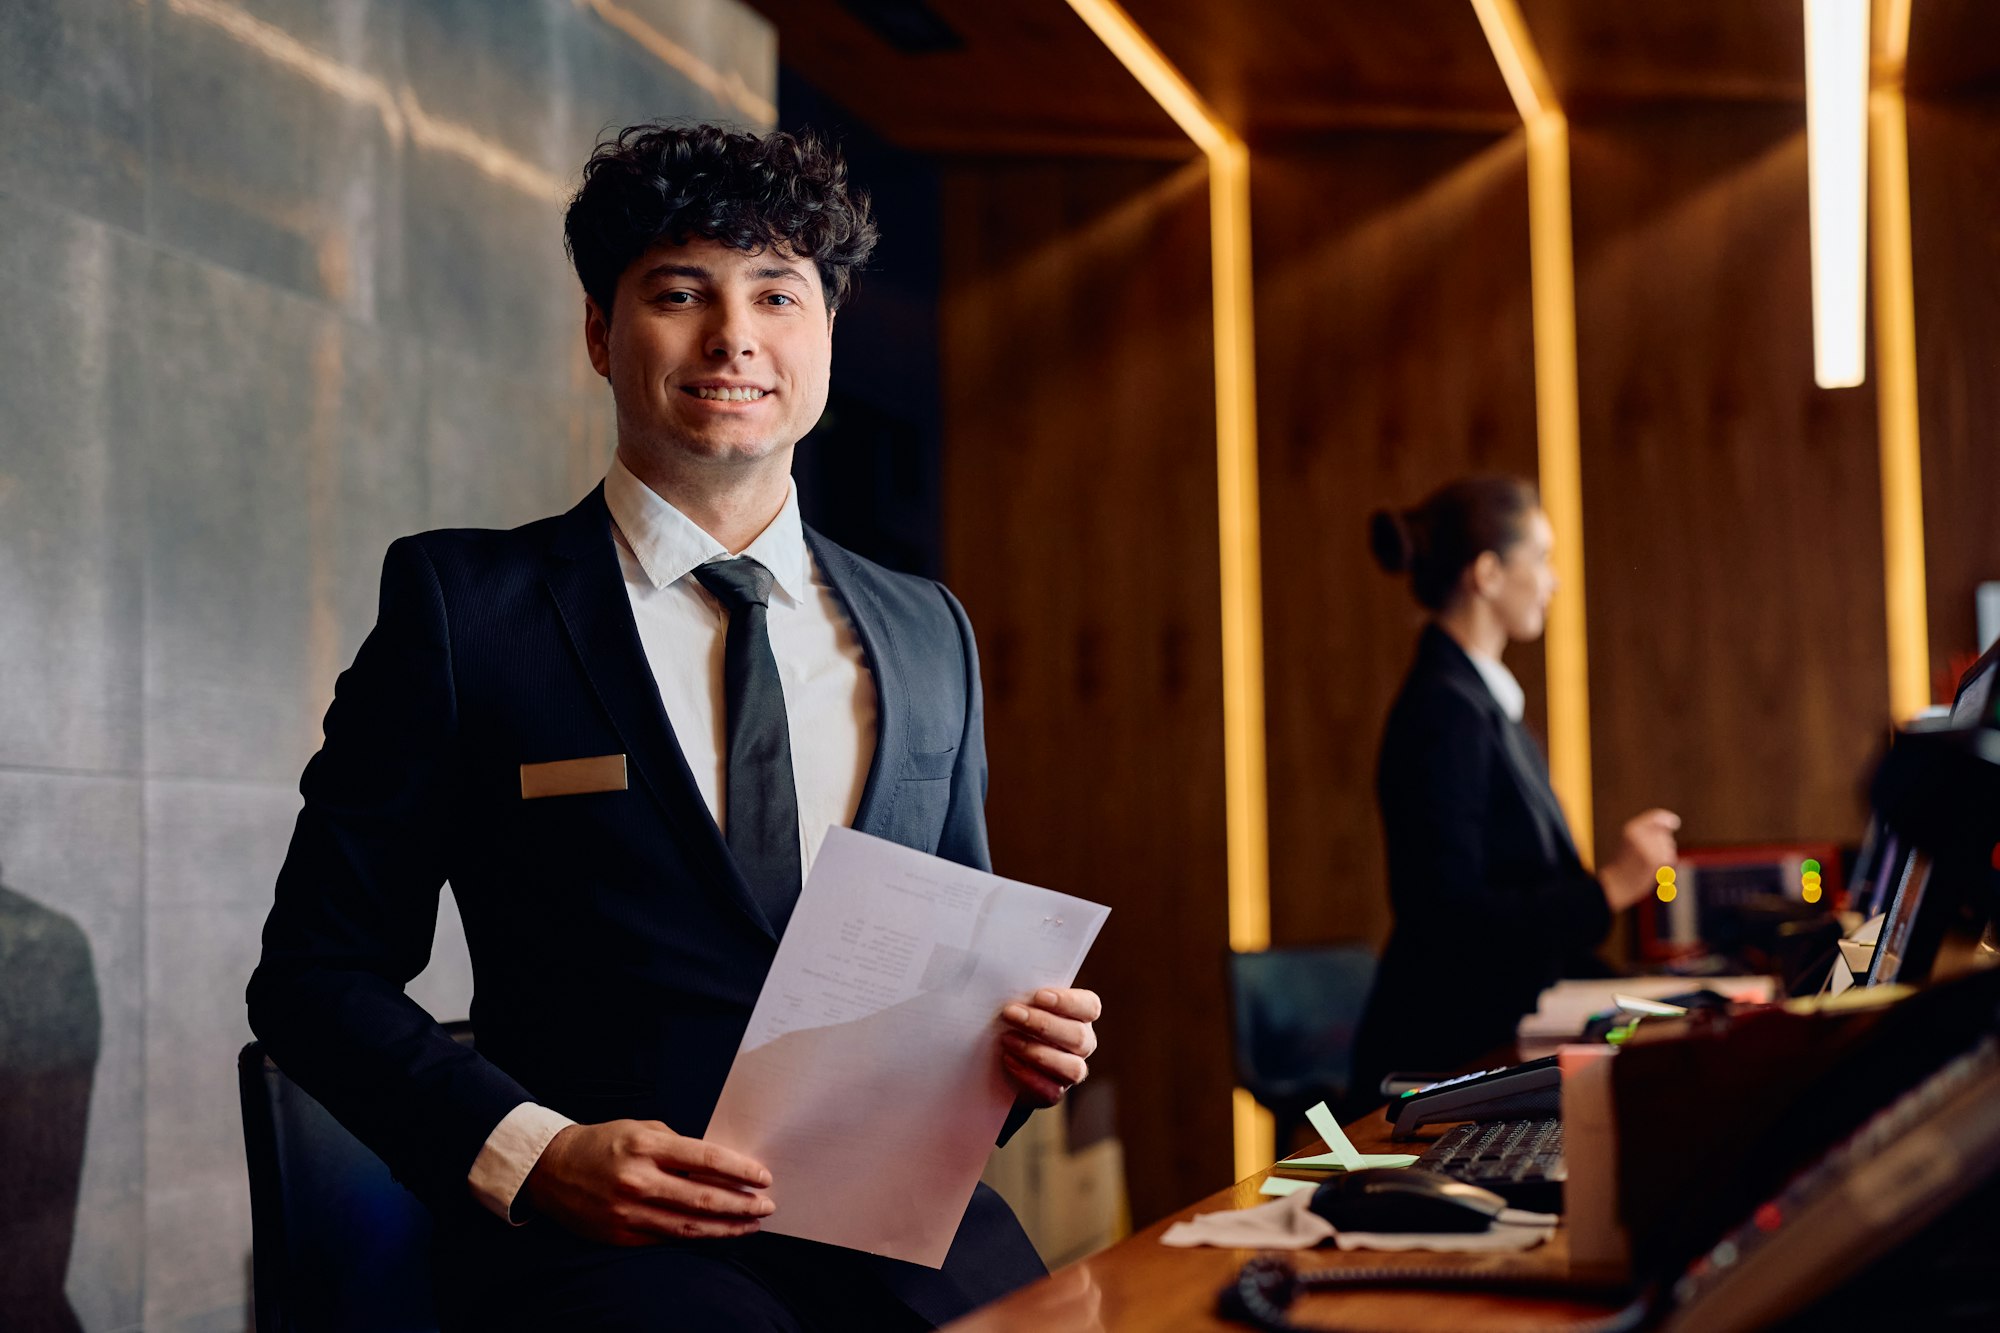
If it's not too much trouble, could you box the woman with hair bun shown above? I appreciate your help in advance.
[1350,476,1680,1097]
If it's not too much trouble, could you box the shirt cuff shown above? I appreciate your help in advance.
[468,1102,576,1225]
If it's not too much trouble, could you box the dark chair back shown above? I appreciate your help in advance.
[1226,945,1378,1143]
[238,1024,471,1333]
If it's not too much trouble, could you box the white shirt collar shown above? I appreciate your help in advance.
[602,455,811,605]
[1466,650,1526,724]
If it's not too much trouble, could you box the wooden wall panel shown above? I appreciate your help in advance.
[1906,0,2000,97]
[1253,133,1543,952]
[1127,0,1515,138]
[1521,0,1804,108]
[940,158,1233,1226]
[1571,104,1889,857]
[1909,95,2000,687]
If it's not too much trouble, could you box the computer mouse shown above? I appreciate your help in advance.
[1307,1168,1507,1234]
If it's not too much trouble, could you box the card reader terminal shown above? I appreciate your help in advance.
[1390,1055,1563,1139]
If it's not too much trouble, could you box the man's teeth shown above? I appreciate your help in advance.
[690,386,767,402]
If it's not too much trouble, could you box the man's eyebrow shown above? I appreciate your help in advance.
[636,262,810,286]
[639,263,712,282]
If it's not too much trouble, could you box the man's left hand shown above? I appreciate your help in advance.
[998,988,1101,1106]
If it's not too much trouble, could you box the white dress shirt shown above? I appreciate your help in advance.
[1466,649,1526,724]
[467,457,878,1221]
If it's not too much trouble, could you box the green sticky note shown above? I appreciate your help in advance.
[1260,1175,1318,1197]
[1279,1151,1423,1171]
[1299,1101,1420,1171]
[1304,1101,1361,1169]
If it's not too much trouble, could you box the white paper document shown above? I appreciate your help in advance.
[1516,975,1777,1042]
[705,826,1109,1267]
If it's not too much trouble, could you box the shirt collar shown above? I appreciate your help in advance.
[603,455,810,604]
[1465,649,1526,724]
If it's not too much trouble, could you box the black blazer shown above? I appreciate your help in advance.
[1351,625,1612,1095]
[246,485,1041,1325]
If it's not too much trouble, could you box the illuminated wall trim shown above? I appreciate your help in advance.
[1472,0,1595,864]
[1872,3,1931,718]
[1063,0,1272,1183]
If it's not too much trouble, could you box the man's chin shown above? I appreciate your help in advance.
[636,431,793,469]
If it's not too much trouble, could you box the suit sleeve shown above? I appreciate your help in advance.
[933,583,993,875]
[1379,686,1610,958]
[931,582,1036,1147]
[246,537,532,1209]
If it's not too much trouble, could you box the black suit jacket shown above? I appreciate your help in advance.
[1351,625,1613,1094]
[247,485,1041,1325]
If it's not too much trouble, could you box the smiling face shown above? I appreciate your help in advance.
[584,235,833,477]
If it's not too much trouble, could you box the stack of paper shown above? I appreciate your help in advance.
[1517,976,1776,1043]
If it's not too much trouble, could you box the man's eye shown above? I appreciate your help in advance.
[654,290,695,305]
[766,293,794,306]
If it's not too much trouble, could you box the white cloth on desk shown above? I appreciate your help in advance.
[1158,1188,1556,1253]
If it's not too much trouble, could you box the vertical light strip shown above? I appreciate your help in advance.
[1805,0,1872,389]
[1871,4,1931,717]
[1472,0,1595,864]
[1207,135,1269,960]
[1526,113,1595,866]
[1063,0,1272,1184]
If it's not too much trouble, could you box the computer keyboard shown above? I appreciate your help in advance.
[1413,1117,1566,1214]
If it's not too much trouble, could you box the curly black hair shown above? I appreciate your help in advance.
[563,122,877,317]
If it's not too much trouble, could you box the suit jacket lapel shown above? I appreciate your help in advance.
[1422,626,1579,866]
[804,529,903,841]
[543,486,776,939]
[1495,716,1580,864]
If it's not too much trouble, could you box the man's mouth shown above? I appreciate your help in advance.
[683,386,769,402]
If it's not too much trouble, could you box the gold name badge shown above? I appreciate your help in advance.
[520,754,628,799]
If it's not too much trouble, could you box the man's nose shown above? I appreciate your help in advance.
[705,303,756,359]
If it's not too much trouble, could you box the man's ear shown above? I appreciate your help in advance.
[583,296,612,379]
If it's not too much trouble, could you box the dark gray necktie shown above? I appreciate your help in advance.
[694,557,802,934]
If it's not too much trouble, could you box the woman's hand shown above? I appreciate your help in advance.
[1600,808,1682,911]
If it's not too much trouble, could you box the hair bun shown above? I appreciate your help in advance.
[1368,509,1414,574]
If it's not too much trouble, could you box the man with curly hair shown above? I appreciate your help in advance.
[248,122,1100,1330]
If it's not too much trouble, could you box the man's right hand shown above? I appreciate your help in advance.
[523,1119,774,1245]
[1600,808,1682,911]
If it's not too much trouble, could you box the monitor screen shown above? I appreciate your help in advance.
[1852,823,1904,920]
[1952,663,1996,728]
[1864,850,1933,987]
[1951,639,2000,728]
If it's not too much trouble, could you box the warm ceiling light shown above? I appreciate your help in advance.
[1805,0,1871,389]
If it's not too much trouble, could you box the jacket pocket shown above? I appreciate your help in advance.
[903,746,958,781]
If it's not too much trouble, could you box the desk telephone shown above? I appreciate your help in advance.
[1222,1033,2000,1332]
